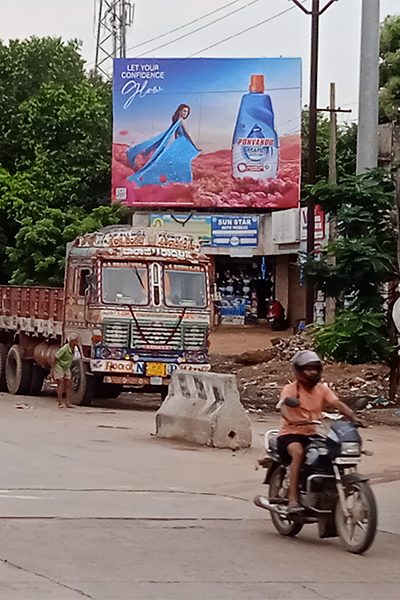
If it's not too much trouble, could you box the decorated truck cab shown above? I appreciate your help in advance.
[0,226,211,405]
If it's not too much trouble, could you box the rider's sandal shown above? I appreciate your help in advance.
[287,501,304,514]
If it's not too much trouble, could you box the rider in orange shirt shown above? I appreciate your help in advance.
[277,350,361,513]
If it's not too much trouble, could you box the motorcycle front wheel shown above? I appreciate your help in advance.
[335,479,377,554]
[269,468,303,537]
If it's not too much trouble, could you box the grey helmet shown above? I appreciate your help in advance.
[291,350,323,369]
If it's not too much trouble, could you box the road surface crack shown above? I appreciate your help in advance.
[302,584,334,600]
[0,555,96,599]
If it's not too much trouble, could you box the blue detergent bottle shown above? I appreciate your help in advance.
[232,74,279,180]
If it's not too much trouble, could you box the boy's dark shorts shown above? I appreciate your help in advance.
[277,434,311,464]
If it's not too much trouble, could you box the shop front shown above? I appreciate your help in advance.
[131,210,305,329]
[214,255,274,325]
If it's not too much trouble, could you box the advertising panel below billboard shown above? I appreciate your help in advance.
[150,213,212,246]
[150,213,259,249]
[211,216,258,248]
[113,58,301,210]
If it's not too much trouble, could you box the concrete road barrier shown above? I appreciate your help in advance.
[155,370,251,450]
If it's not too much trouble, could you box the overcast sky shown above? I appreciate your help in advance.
[1,0,399,123]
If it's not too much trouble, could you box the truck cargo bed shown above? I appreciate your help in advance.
[0,286,64,337]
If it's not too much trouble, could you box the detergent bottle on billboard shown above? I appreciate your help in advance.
[232,74,279,180]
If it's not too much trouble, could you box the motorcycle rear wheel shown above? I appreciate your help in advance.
[269,468,303,537]
[335,479,377,554]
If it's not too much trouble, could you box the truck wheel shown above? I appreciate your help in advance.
[71,359,95,406]
[6,344,33,395]
[96,382,123,399]
[29,365,46,396]
[0,343,9,392]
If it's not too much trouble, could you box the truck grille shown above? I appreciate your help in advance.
[131,319,182,349]
[182,324,208,350]
[103,319,130,346]
[102,318,208,350]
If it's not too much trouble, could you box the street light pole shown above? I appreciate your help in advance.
[291,0,337,323]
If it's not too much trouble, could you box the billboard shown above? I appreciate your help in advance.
[112,58,301,209]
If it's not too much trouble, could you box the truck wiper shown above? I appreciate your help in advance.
[133,266,145,289]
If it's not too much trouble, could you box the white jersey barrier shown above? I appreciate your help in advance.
[155,370,251,450]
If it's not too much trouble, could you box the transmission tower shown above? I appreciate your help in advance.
[94,0,135,79]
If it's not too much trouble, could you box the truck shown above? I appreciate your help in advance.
[0,226,212,405]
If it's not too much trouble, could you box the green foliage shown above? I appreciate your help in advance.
[301,110,357,184]
[0,37,117,285]
[314,310,393,364]
[7,206,123,287]
[380,15,400,123]
[305,170,397,364]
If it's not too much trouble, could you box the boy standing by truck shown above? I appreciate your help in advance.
[52,335,79,408]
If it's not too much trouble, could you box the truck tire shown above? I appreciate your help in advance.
[0,343,9,392]
[29,365,46,396]
[71,359,95,406]
[6,344,33,395]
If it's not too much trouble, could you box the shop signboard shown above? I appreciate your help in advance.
[211,215,259,247]
[150,213,211,246]
[112,57,301,209]
[300,206,326,241]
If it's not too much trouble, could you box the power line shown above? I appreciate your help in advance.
[189,2,304,56]
[135,0,264,57]
[125,0,246,52]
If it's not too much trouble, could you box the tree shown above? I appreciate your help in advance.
[301,110,357,184]
[380,15,400,123]
[0,37,119,285]
[305,169,397,364]
[7,206,123,286]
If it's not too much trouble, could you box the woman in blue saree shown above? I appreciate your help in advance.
[126,104,200,186]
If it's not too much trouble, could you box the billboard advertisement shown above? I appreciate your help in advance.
[150,213,212,246]
[112,58,301,209]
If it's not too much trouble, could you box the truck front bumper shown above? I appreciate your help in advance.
[90,358,211,386]
[90,358,211,377]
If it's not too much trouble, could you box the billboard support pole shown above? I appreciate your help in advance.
[306,0,320,325]
[291,0,337,324]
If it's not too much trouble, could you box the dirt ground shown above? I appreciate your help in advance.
[209,324,291,355]
[209,328,398,425]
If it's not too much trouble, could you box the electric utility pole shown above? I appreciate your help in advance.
[357,0,380,174]
[317,83,351,323]
[317,83,352,184]
[291,0,338,324]
[94,0,135,80]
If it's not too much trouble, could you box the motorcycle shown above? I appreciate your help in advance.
[254,397,377,554]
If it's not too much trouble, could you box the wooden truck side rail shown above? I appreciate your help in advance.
[0,285,64,338]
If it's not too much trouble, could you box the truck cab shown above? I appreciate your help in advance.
[64,226,211,404]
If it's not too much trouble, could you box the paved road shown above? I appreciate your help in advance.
[0,392,399,599]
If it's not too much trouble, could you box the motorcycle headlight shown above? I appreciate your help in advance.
[341,442,361,456]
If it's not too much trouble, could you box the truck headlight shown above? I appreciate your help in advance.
[341,442,361,456]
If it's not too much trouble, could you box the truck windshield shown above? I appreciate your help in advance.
[102,265,149,305]
[164,267,206,308]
